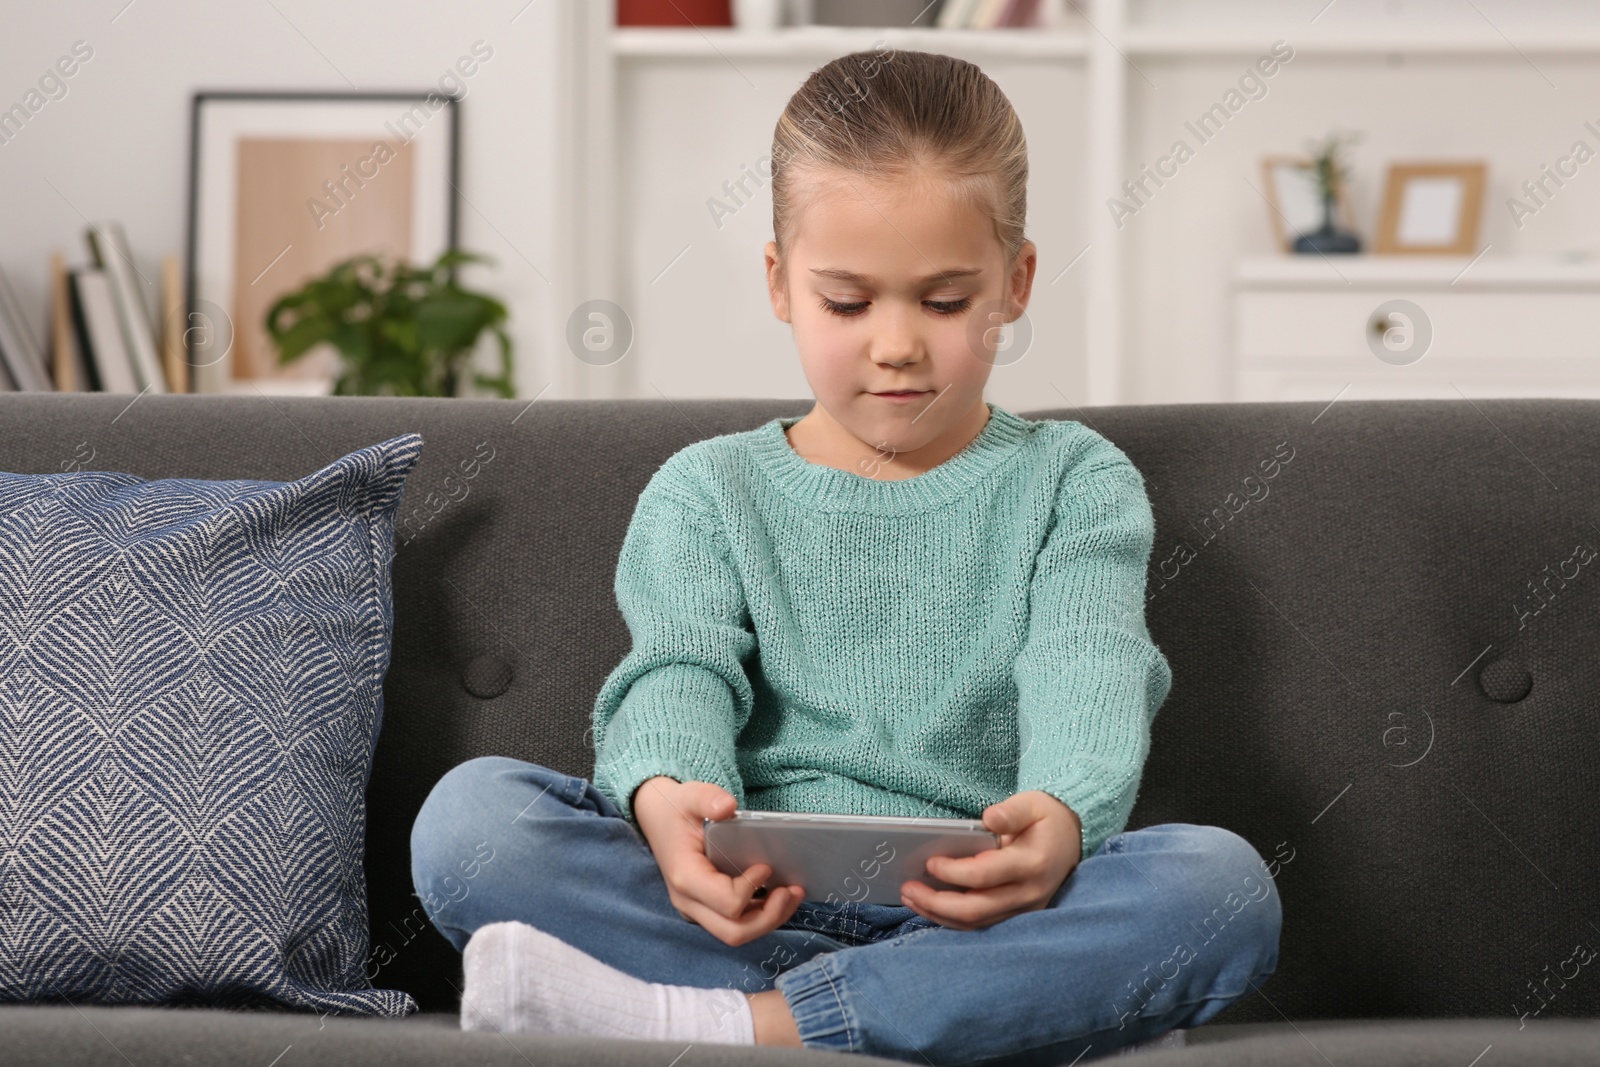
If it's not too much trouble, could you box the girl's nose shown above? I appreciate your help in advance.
[873,307,923,366]
[876,342,928,371]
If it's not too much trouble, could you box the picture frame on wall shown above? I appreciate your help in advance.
[185,91,459,394]
[1374,162,1486,255]
[1259,155,1354,253]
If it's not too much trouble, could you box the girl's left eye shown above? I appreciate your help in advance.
[818,297,972,318]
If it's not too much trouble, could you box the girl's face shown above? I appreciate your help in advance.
[765,167,1036,473]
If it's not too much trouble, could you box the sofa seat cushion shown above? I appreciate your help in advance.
[1182,1018,1600,1063]
[0,1008,1595,1065]
[0,435,423,1015]
[0,1006,884,1065]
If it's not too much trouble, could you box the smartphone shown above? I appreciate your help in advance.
[702,809,1000,906]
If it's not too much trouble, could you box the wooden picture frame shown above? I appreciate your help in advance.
[1374,162,1486,255]
[185,91,460,394]
[1259,155,1352,252]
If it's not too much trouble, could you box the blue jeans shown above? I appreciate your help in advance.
[410,756,1281,1066]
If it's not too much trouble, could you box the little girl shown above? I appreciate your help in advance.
[411,48,1280,1064]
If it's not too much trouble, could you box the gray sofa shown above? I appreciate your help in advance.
[1,391,1596,1066]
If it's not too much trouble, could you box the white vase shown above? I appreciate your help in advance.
[734,0,784,30]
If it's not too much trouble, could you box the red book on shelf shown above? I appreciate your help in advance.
[1004,0,1043,27]
[617,0,731,26]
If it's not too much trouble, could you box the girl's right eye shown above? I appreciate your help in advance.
[819,297,867,317]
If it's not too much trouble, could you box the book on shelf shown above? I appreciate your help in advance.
[159,253,188,393]
[86,221,167,393]
[0,263,53,391]
[49,251,93,391]
[1004,0,1042,27]
[70,269,136,393]
[972,0,1009,26]
[937,0,978,28]
[937,0,1040,28]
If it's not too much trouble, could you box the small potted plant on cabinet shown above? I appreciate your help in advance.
[1293,129,1363,255]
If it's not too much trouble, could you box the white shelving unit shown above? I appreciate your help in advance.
[611,26,1089,59]
[609,24,1600,66]
[556,1,1600,405]
[1124,27,1600,56]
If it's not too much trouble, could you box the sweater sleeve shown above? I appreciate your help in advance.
[1012,450,1174,862]
[590,464,756,824]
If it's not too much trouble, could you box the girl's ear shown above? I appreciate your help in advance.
[764,241,792,323]
[1008,239,1038,319]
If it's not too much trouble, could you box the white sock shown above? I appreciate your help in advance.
[460,920,756,1045]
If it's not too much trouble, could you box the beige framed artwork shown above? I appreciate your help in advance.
[1259,155,1356,252]
[1374,162,1486,254]
[185,92,459,393]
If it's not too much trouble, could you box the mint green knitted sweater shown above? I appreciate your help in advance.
[591,402,1173,861]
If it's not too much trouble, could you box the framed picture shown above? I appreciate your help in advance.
[1259,156,1352,252]
[185,91,459,394]
[1374,162,1486,255]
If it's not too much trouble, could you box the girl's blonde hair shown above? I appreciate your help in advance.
[770,49,1029,279]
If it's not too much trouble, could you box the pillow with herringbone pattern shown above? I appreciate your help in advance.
[0,433,422,1015]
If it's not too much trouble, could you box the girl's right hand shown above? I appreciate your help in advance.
[631,775,806,947]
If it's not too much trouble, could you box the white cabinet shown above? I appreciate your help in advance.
[1232,256,1600,402]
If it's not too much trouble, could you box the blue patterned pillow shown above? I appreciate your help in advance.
[0,433,422,1016]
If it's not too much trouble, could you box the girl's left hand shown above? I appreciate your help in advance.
[898,791,1082,931]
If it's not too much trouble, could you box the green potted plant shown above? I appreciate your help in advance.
[1294,129,1362,254]
[266,249,514,397]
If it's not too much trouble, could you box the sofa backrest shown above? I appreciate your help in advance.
[1,394,1595,1023]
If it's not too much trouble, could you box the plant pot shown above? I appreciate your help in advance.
[1292,191,1362,254]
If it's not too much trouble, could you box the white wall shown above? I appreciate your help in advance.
[0,0,565,399]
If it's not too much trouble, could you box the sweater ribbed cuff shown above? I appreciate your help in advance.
[593,729,745,824]
[1026,757,1142,862]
